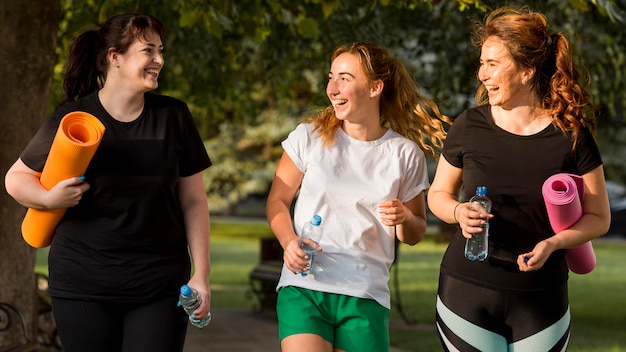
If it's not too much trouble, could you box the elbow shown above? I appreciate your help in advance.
[402,234,424,246]
[4,172,21,203]
[398,217,427,246]
[599,213,612,237]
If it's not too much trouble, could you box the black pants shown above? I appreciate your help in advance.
[52,296,189,352]
[436,273,570,352]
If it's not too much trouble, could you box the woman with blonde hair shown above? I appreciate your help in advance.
[267,41,449,352]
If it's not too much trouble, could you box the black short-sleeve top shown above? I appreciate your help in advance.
[21,91,211,303]
[440,104,602,292]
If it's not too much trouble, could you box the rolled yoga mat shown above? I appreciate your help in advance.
[542,173,596,274]
[21,111,105,248]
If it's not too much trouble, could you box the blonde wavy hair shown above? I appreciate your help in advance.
[305,42,450,159]
[472,6,596,143]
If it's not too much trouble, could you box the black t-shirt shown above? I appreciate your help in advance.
[440,104,602,293]
[21,91,212,303]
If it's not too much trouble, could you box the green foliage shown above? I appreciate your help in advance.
[49,0,626,210]
[203,109,298,213]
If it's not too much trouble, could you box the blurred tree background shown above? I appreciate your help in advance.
[1,0,624,347]
[46,0,626,214]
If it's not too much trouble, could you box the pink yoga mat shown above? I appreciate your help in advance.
[542,173,596,274]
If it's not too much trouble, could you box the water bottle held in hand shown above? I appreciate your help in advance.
[465,186,492,261]
[299,214,323,276]
[178,285,211,328]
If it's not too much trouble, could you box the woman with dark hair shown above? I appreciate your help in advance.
[5,13,211,351]
[428,6,610,351]
[266,41,449,352]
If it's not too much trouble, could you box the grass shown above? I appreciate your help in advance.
[35,220,626,351]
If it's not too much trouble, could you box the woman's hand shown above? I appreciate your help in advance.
[186,276,211,320]
[44,176,90,209]
[455,202,493,239]
[378,199,408,226]
[516,239,558,272]
[282,236,320,274]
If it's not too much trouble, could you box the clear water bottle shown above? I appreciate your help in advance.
[464,186,492,261]
[178,285,211,328]
[299,214,323,276]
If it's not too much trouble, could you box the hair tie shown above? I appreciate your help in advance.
[453,202,462,223]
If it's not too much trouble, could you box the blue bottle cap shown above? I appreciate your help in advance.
[476,186,487,195]
[311,215,322,226]
[180,285,192,297]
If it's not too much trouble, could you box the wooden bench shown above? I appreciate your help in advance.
[0,302,36,352]
[0,274,61,352]
[248,237,283,312]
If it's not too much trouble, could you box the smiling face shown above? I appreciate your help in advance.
[478,36,534,109]
[113,30,164,92]
[326,52,380,124]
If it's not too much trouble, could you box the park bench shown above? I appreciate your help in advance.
[248,237,283,312]
[0,302,35,352]
[0,274,61,352]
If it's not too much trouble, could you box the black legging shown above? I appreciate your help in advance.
[436,273,570,352]
[52,296,188,352]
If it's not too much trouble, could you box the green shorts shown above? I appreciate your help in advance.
[277,286,389,352]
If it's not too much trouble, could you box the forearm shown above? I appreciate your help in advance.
[266,198,298,249]
[545,213,610,250]
[184,203,211,279]
[427,190,461,224]
[179,173,211,280]
[5,160,49,209]
[543,166,611,250]
[428,157,464,224]
[395,211,427,245]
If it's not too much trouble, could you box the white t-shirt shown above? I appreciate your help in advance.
[276,123,429,308]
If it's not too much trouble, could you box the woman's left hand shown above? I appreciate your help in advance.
[186,277,211,319]
[378,199,407,226]
[517,239,557,272]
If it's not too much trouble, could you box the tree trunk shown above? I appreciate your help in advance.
[0,0,60,348]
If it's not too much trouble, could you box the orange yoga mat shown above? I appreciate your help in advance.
[21,111,105,248]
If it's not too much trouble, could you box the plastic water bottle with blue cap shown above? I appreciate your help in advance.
[465,186,492,261]
[178,285,211,328]
[299,214,323,276]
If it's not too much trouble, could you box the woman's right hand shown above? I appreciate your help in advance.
[283,237,309,274]
[44,176,90,209]
[455,202,493,239]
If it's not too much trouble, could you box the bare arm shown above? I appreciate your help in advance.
[5,158,89,209]
[378,192,427,246]
[427,156,464,224]
[178,171,211,316]
[427,156,491,239]
[266,152,307,274]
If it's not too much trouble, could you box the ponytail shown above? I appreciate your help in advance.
[62,29,102,104]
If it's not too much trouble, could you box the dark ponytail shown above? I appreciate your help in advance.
[62,29,102,104]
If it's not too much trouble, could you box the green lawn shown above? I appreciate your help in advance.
[35,221,626,351]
